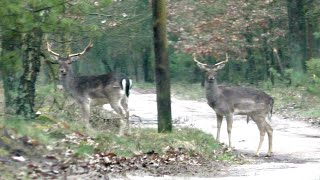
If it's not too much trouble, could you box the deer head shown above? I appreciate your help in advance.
[46,41,93,76]
[193,54,229,82]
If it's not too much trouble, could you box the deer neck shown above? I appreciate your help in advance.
[205,79,220,105]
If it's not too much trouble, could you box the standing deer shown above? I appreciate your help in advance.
[47,42,132,136]
[193,54,274,156]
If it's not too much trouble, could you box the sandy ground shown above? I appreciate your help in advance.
[126,89,320,180]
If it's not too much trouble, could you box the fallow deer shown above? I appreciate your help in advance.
[47,42,132,136]
[193,54,274,156]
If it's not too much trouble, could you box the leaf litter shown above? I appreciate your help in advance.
[0,123,242,179]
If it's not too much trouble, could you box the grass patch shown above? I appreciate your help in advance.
[95,128,220,158]
[0,116,232,161]
[171,83,205,100]
[74,144,95,157]
[265,86,320,118]
[1,116,56,145]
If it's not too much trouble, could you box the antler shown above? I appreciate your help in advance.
[69,42,93,58]
[193,53,229,71]
[46,42,60,57]
[213,53,229,67]
[192,53,208,66]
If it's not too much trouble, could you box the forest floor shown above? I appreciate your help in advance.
[1,87,320,179]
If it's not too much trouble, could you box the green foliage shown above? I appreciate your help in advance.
[284,68,309,87]
[75,144,95,157]
[0,117,55,145]
[307,58,320,77]
[315,32,320,39]
[170,53,199,82]
[306,58,320,95]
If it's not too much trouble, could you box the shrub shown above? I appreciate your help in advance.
[306,58,320,95]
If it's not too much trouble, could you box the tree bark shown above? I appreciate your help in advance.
[16,29,43,118]
[287,0,307,71]
[0,33,21,114]
[152,0,172,133]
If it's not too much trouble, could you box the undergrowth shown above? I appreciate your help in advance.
[0,116,231,161]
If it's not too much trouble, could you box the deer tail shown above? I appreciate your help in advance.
[121,78,133,97]
[268,98,274,121]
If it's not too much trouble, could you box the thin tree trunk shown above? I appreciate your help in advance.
[152,0,172,133]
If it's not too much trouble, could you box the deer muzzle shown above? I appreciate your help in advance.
[60,69,67,75]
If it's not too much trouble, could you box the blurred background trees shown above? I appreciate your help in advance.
[0,0,320,118]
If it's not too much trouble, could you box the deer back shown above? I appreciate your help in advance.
[209,85,274,116]
[73,72,132,99]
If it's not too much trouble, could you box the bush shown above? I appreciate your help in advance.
[169,53,201,82]
[306,58,320,95]
[284,68,309,87]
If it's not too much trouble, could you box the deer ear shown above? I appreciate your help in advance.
[50,55,59,61]
[69,57,79,63]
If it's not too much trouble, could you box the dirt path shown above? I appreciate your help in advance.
[128,89,320,179]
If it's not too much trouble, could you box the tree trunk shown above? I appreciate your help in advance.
[143,46,154,82]
[287,0,307,71]
[0,33,21,114]
[16,29,43,118]
[244,32,256,85]
[152,0,172,133]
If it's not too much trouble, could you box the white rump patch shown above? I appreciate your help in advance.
[121,79,126,95]
[129,79,133,89]
[121,79,126,89]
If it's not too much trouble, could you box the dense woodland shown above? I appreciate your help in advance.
[0,0,320,119]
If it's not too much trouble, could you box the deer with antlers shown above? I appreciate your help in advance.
[193,54,274,156]
[47,41,132,136]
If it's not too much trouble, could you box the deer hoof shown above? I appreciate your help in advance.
[266,152,273,157]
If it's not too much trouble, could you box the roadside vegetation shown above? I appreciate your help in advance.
[0,84,243,179]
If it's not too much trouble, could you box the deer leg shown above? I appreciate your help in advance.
[265,122,273,157]
[79,99,91,129]
[226,115,233,147]
[110,101,126,136]
[254,119,266,157]
[121,97,130,134]
[216,113,223,142]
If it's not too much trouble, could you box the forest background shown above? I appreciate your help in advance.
[0,0,320,121]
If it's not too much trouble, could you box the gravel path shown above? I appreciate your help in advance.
[128,89,320,180]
